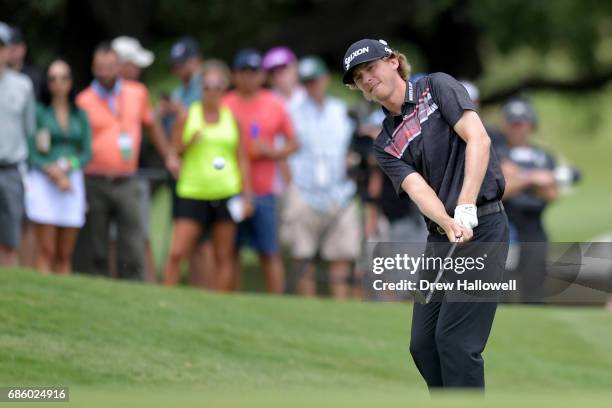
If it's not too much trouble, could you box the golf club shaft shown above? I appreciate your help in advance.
[424,241,459,304]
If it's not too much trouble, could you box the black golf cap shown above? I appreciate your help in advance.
[342,38,393,84]
[503,98,537,124]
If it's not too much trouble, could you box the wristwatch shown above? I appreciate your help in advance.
[57,157,70,172]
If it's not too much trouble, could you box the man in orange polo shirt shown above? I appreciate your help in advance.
[74,42,179,279]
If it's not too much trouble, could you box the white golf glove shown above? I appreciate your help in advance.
[454,204,478,230]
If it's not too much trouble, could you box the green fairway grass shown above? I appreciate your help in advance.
[2,269,612,406]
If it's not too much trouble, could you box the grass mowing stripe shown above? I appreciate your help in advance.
[2,269,612,405]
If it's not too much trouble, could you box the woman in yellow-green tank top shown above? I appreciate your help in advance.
[177,103,241,199]
[163,61,252,290]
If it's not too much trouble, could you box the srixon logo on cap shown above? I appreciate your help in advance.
[345,47,369,70]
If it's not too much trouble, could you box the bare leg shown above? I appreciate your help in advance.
[0,246,19,267]
[188,241,213,288]
[351,280,364,299]
[163,219,202,286]
[109,239,118,278]
[19,221,37,267]
[187,245,203,286]
[54,227,79,274]
[260,253,284,294]
[34,224,57,273]
[231,250,242,291]
[294,259,316,296]
[211,221,237,291]
[143,239,156,283]
[351,267,364,299]
[201,242,216,288]
[329,260,351,299]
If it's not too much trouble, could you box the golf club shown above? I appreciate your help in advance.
[412,240,459,304]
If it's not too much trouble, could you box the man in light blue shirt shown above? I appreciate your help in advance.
[0,22,35,266]
[159,37,204,135]
[284,56,361,298]
[170,37,203,107]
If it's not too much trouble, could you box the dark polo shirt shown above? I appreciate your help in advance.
[374,72,505,225]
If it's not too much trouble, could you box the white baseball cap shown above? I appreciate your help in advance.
[459,80,480,102]
[0,21,12,45]
[111,36,154,68]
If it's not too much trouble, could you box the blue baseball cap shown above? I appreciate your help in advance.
[233,49,262,70]
[169,37,200,66]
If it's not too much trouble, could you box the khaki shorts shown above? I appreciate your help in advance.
[281,184,361,260]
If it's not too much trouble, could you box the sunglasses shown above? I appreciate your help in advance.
[203,82,226,91]
[48,74,71,83]
[237,67,260,73]
[271,64,290,73]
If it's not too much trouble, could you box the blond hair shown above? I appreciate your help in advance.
[201,59,231,87]
[346,50,411,90]
[395,51,411,80]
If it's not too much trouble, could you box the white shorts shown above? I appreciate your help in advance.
[25,168,86,228]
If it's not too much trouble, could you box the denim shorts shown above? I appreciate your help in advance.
[236,194,278,255]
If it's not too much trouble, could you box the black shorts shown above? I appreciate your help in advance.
[173,196,233,230]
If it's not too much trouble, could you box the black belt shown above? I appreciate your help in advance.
[428,201,505,235]
[87,174,134,183]
[0,162,19,170]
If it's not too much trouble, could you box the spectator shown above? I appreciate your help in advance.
[373,172,428,242]
[359,109,427,244]
[4,24,43,100]
[164,60,253,290]
[459,79,508,149]
[2,23,42,268]
[262,46,306,110]
[160,36,213,288]
[111,36,157,282]
[283,56,360,298]
[223,48,298,293]
[262,46,304,194]
[0,23,35,267]
[25,59,91,274]
[73,42,179,280]
[344,104,379,299]
[499,98,559,301]
[167,37,203,113]
[112,36,154,81]
[158,37,204,135]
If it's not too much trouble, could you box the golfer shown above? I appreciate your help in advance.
[343,39,509,389]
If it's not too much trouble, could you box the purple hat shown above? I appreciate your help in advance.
[262,46,296,71]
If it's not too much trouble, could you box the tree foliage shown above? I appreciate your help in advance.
[2,0,612,98]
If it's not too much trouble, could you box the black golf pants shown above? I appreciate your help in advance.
[409,211,509,390]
